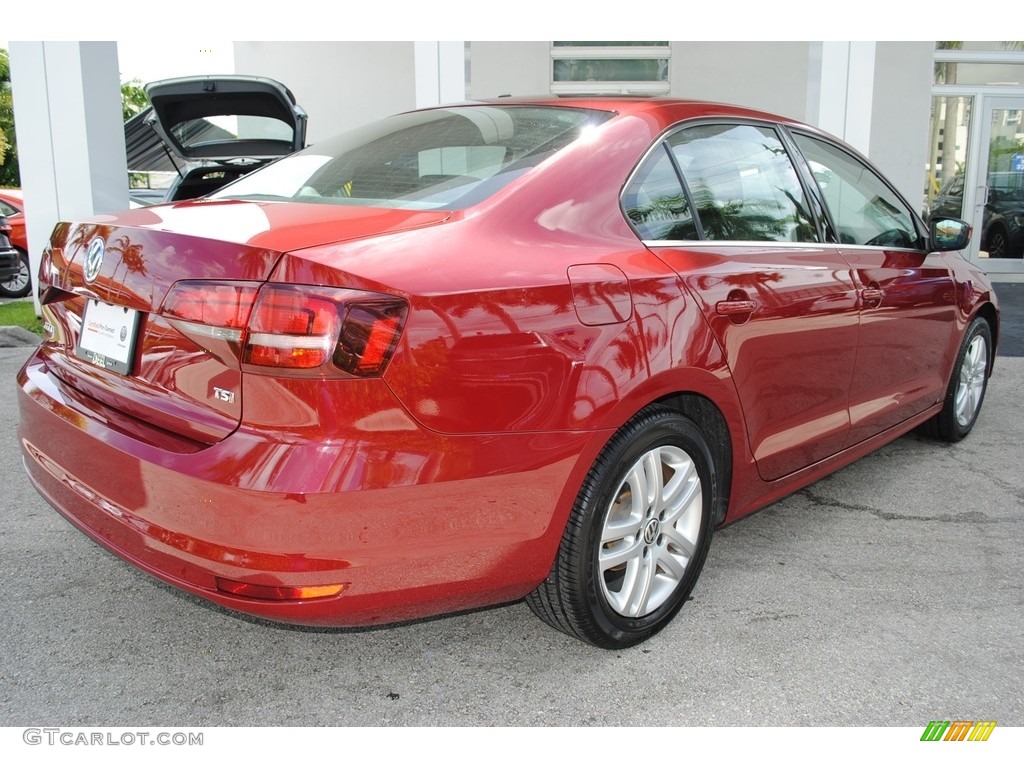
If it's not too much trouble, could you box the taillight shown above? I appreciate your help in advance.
[160,280,407,377]
[244,286,342,369]
[163,281,260,341]
[336,302,407,376]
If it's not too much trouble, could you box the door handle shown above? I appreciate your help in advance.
[860,287,883,309]
[715,299,758,316]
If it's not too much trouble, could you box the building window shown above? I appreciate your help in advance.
[551,42,669,96]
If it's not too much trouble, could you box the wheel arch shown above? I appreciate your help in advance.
[550,369,744,549]
[973,301,999,369]
[653,392,733,526]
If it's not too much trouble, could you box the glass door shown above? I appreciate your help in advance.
[925,94,973,230]
[969,96,1024,271]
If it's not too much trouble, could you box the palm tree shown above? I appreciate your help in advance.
[0,49,18,186]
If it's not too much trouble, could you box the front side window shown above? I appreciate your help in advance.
[793,133,921,248]
[668,124,818,243]
[211,106,612,210]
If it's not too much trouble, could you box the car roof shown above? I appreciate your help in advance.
[443,96,810,130]
[0,189,23,206]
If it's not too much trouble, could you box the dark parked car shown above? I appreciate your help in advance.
[929,171,1024,258]
[19,97,997,648]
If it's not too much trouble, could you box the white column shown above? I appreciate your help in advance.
[9,41,128,308]
[811,41,876,156]
[414,41,466,109]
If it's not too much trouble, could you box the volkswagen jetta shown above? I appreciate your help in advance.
[18,97,998,648]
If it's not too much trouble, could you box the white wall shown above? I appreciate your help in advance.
[672,42,813,120]
[469,42,550,99]
[233,42,418,142]
[869,42,935,205]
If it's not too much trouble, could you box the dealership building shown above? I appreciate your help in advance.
[8,40,1024,278]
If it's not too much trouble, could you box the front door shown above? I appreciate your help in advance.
[790,131,958,445]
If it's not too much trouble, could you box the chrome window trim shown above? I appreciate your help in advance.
[641,239,926,253]
[641,239,833,249]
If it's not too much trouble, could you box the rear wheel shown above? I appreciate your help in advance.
[921,317,991,441]
[986,225,1011,259]
[527,406,715,648]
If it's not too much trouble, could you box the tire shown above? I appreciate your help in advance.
[921,317,991,442]
[0,249,32,299]
[986,226,1010,259]
[527,406,716,648]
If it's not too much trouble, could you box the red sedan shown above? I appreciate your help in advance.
[17,98,998,648]
[0,188,32,298]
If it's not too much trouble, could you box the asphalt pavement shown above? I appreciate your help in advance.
[995,282,1024,356]
[0,302,1022,728]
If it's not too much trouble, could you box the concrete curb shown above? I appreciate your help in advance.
[0,325,42,348]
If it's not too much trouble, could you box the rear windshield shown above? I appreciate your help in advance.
[172,115,295,151]
[209,105,612,210]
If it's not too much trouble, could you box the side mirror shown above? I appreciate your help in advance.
[929,217,971,252]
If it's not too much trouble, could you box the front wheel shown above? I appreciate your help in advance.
[921,317,992,442]
[0,249,32,299]
[527,407,716,648]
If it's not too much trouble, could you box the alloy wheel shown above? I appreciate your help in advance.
[599,445,703,618]
[955,333,988,428]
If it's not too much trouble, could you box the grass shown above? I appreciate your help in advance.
[0,300,44,336]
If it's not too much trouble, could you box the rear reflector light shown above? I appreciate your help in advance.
[160,280,407,376]
[215,577,345,601]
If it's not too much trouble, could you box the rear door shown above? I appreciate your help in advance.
[626,121,859,481]
[789,131,958,445]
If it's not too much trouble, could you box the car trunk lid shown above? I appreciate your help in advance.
[40,202,450,445]
[144,75,307,163]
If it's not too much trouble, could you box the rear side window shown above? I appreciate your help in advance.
[623,144,697,240]
[211,106,612,210]
[668,124,818,243]
[792,133,921,248]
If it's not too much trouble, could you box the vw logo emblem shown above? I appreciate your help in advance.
[84,237,105,283]
[643,518,660,545]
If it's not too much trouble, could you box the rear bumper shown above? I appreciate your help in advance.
[18,351,599,626]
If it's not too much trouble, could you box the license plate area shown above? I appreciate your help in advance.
[74,299,141,375]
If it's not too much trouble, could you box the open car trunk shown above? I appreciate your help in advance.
[130,75,308,203]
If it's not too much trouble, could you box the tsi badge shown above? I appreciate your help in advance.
[213,387,236,404]
[84,237,105,283]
